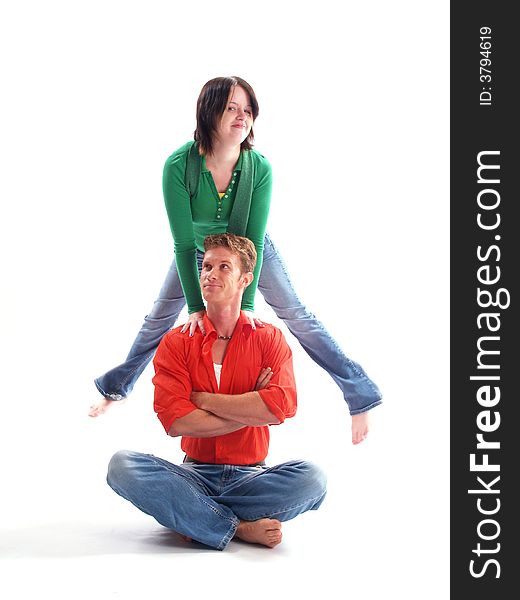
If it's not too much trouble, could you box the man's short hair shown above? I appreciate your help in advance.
[203,233,257,274]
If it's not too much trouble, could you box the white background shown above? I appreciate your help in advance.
[0,1,449,598]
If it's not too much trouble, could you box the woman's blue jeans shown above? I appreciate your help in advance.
[95,234,382,415]
[107,450,327,550]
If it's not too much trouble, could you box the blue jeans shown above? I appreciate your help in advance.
[107,450,327,550]
[95,234,382,414]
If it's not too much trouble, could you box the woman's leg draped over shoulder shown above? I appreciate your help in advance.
[258,234,382,415]
[94,258,186,399]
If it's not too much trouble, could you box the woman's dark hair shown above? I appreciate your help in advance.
[194,76,259,155]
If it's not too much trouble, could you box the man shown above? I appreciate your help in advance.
[107,233,326,550]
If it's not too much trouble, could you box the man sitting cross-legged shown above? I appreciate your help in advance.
[107,233,327,550]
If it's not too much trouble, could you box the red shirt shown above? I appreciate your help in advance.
[153,311,297,465]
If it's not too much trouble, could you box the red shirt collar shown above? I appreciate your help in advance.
[202,310,254,341]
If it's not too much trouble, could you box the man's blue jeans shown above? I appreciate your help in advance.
[107,450,327,550]
[95,234,382,415]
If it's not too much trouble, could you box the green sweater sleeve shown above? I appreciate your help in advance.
[162,145,205,313]
[241,152,272,312]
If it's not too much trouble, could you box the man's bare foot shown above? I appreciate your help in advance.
[235,518,282,548]
[88,397,117,418]
[351,411,370,445]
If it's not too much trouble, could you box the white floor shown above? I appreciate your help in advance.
[2,475,443,600]
[1,367,449,599]
[1,511,343,600]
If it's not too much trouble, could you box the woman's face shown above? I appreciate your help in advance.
[215,85,253,147]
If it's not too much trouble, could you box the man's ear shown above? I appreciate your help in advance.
[241,272,254,288]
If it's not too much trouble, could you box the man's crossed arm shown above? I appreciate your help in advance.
[168,368,277,438]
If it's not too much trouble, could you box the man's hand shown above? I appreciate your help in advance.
[191,367,273,409]
[255,367,273,390]
[191,391,208,410]
[169,408,245,438]
[189,363,280,426]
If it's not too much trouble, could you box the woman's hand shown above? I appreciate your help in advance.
[243,310,265,330]
[255,367,273,390]
[181,310,207,336]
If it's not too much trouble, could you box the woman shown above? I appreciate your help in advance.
[90,76,382,444]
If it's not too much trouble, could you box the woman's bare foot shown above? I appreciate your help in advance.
[351,411,370,444]
[88,397,117,418]
[235,518,282,548]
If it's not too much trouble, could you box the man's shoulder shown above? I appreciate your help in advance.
[154,327,206,370]
[159,325,201,350]
[251,321,287,347]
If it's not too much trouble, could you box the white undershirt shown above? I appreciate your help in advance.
[213,363,222,389]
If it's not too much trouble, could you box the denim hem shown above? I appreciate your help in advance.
[348,399,383,416]
[117,348,156,395]
[217,517,240,551]
[94,379,126,401]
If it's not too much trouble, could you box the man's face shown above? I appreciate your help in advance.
[200,247,249,305]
